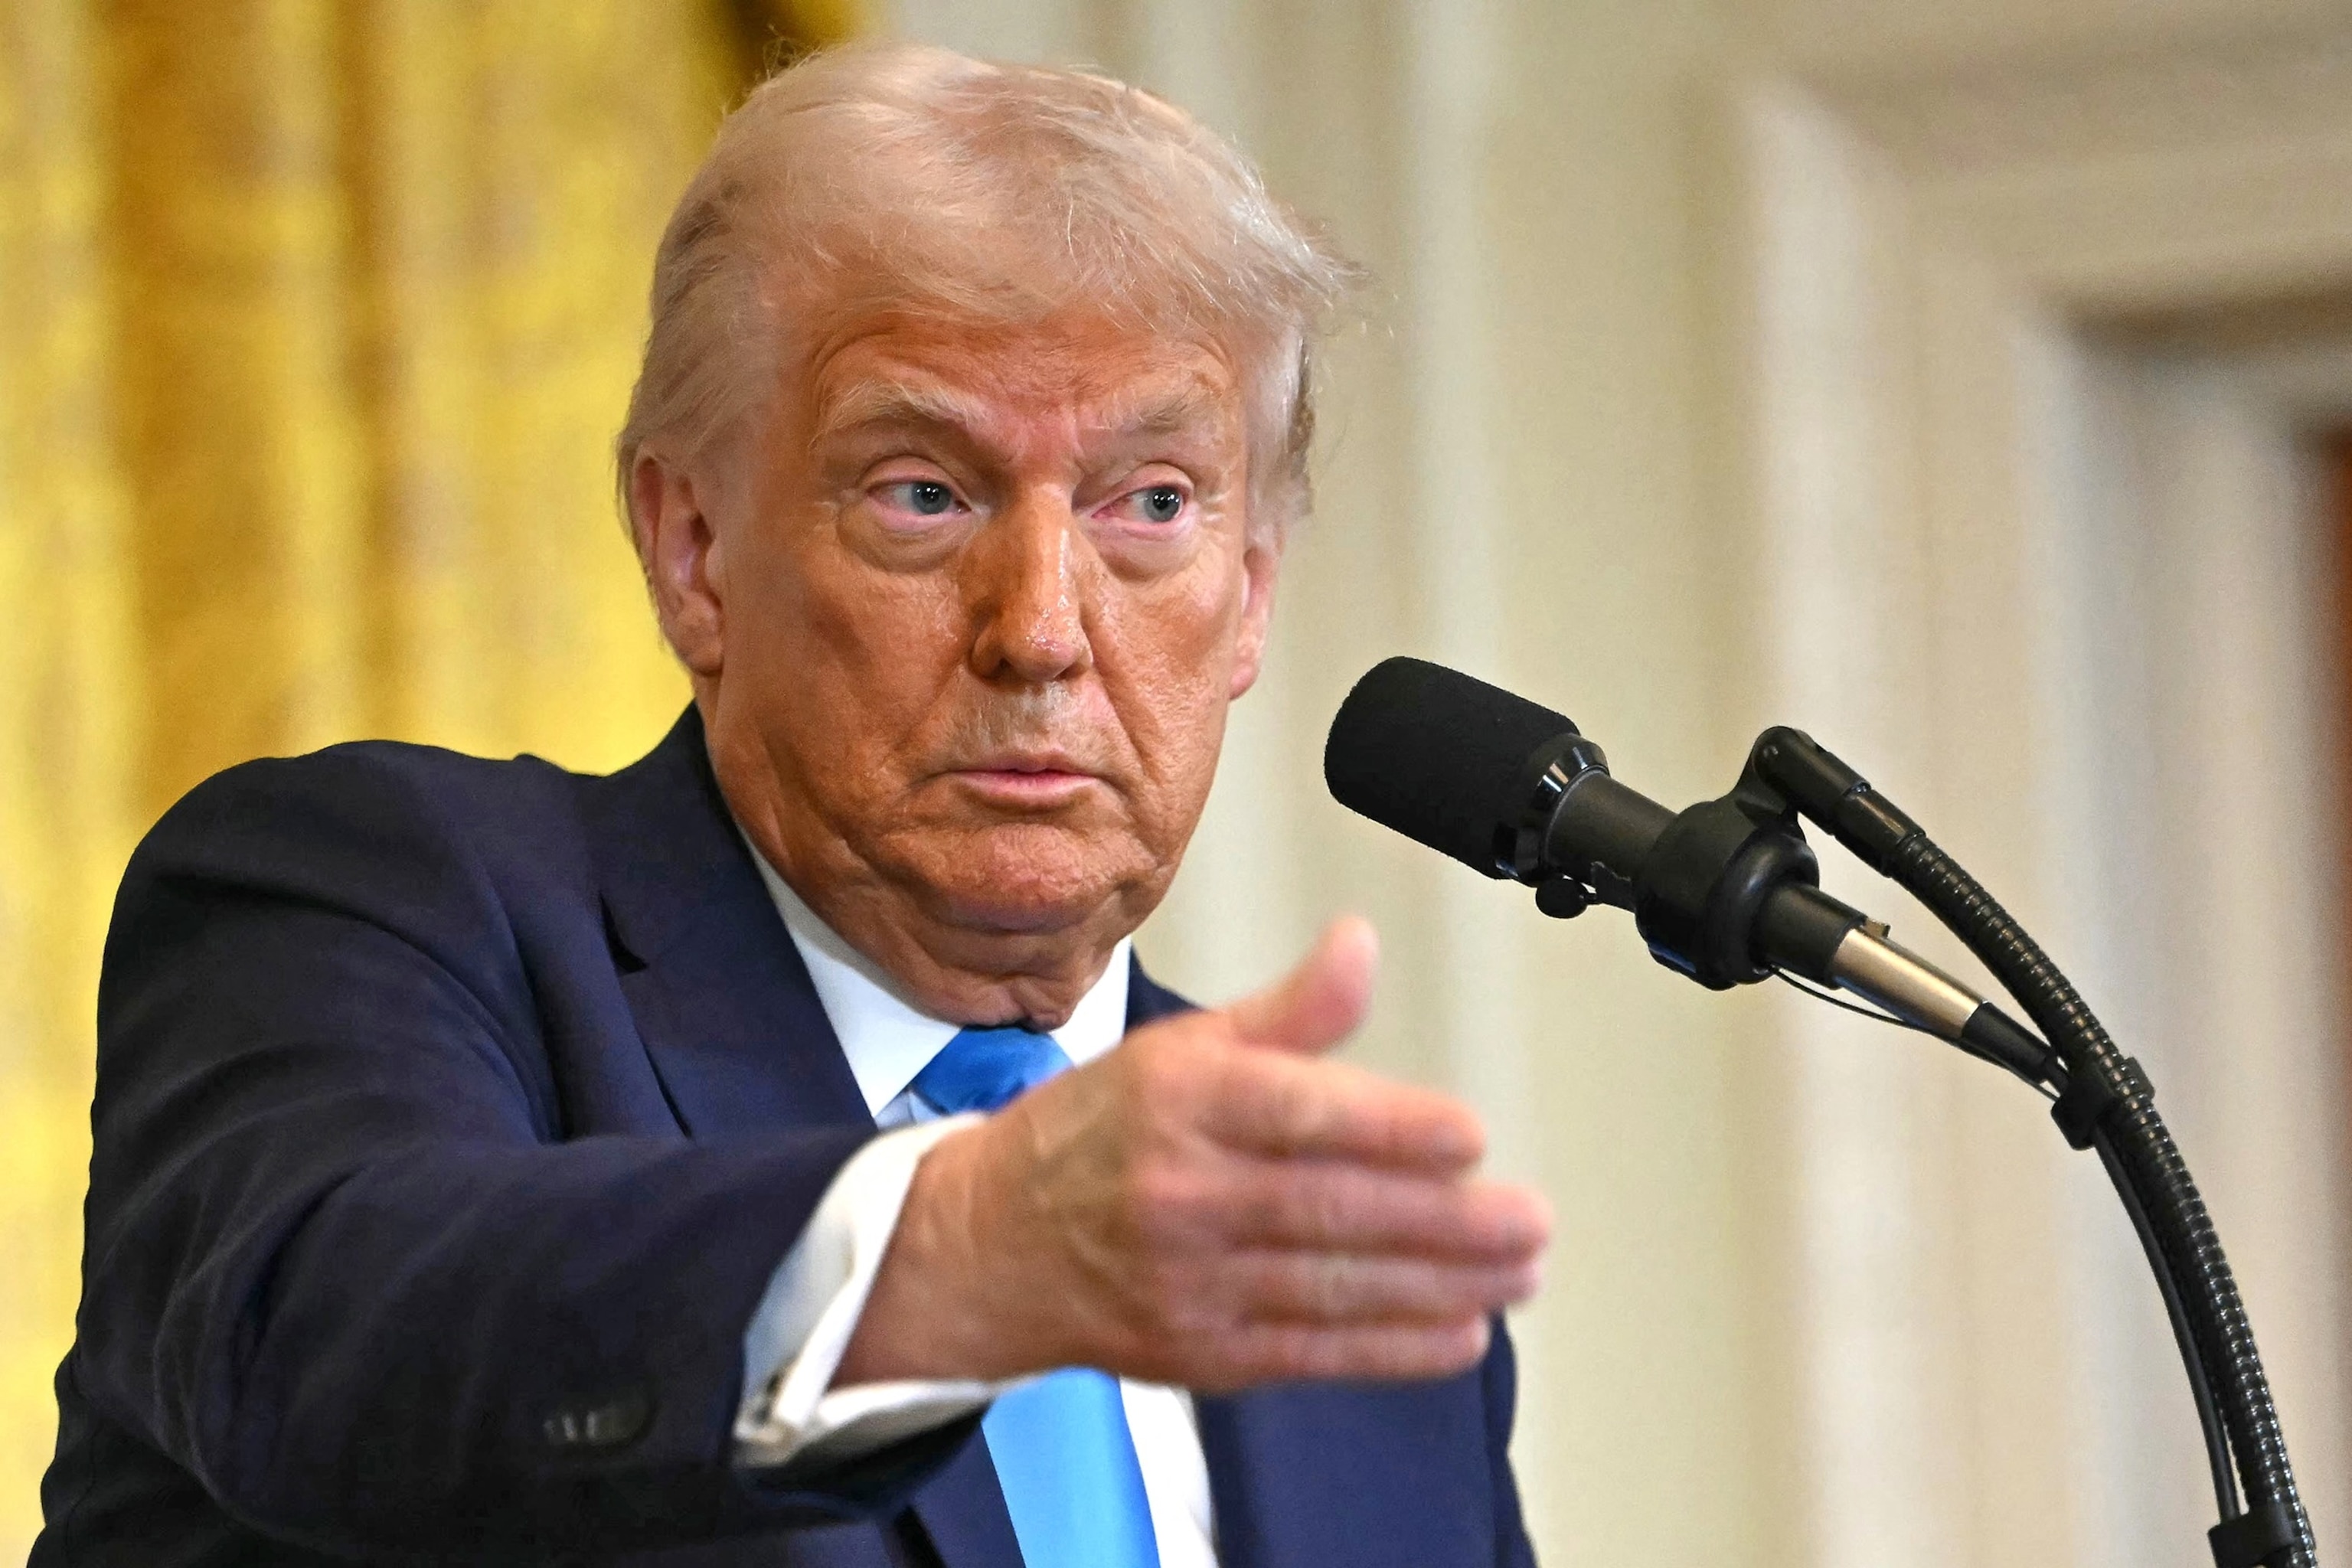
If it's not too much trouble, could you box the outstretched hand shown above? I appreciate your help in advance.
[836,917,1552,1390]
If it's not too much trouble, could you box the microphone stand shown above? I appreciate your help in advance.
[1528,726,2314,1568]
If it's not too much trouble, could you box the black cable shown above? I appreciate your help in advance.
[1771,969,2062,1099]
[1771,967,1924,1030]
[2096,1125,2241,1520]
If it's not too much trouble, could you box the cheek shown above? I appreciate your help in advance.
[736,520,969,767]
[793,547,953,666]
[1097,557,1247,796]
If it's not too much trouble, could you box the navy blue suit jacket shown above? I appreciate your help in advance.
[35,709,1538,1566]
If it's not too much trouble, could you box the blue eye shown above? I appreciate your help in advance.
[1138,485,1184,523]
[905,481,956,516]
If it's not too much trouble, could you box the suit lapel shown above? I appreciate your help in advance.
[586,711,1027,1567]
[1124,960,1194,1031]
[908,1432,1025,1568]
[582,707,871,1138]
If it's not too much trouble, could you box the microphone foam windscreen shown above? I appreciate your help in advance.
[1324,657,1577,877]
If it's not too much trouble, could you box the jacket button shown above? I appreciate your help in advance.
[542,1390,653,1451]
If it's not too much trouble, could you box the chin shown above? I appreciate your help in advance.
[908,822,1158,936]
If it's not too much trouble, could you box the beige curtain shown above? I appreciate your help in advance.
[0,2,858,1549]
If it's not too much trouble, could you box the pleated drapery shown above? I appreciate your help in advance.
[0,2,858,1549]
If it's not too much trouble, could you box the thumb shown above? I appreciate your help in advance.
[1225,916,1379,1056]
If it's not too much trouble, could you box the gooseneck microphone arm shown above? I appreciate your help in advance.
[1325,658,2314,1568]
[1750,728,2308,1566]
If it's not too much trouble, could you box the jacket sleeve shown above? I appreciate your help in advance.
[71,750,958,1560]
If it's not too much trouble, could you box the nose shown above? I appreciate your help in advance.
[965,493,1091,684]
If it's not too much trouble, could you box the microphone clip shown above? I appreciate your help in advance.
[1630,781,1821,991]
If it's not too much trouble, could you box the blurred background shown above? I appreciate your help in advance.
[4,0,2350,1563]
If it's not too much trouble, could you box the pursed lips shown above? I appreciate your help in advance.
[939,750,1106,805]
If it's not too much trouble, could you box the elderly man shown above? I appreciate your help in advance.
[36,44,1548,1568]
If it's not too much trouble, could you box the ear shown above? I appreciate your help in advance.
[1227,532,1283,700]
[631,448,727,677]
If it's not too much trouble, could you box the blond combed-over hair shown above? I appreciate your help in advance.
[615,42,1357,546]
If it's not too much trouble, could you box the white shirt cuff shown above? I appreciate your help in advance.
[733,1115,1018,1470]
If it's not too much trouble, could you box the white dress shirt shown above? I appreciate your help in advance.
[730,849,1218,1567]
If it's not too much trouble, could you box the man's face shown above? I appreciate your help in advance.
[658,308,1279,1021]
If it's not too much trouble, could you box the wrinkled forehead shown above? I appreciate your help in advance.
[792,306,1250,454]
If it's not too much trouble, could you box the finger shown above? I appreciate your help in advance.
[1225,916,1378,1056]
[1220,1167,1551,1261]
[1200,1317,1493,1390]
[1206,1050,1485,1171]
[1230,1250,1543,1324]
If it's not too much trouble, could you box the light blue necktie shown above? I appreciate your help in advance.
[910,1027,1161,1568]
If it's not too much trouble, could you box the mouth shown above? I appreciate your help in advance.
[940,751,1104,807]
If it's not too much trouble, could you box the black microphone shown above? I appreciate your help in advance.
[1324,656,2054,1082]
[1321,655,1667,892]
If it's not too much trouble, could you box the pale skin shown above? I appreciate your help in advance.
[632,300,1551,1391]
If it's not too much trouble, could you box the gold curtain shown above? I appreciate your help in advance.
[0,1,860,1550]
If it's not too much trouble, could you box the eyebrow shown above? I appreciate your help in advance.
[808,377,1227,448]
[810,381,995,445]
[1100,384,1224,436]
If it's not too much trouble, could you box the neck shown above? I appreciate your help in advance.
[714,783,1133,1035]
[757,842,1129,1030]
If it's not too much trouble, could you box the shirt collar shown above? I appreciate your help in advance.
[743,838,1132,1118]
